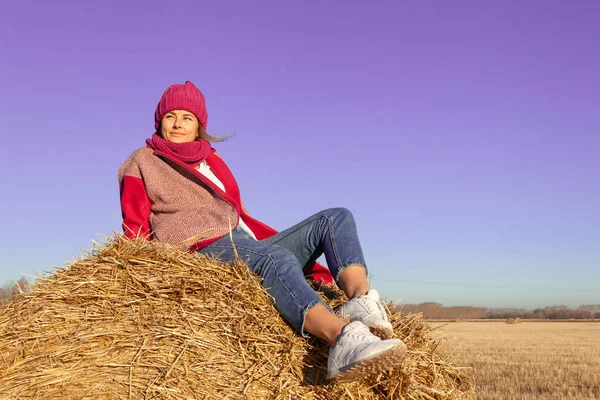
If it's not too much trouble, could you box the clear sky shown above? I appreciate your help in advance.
[1,1,598,309]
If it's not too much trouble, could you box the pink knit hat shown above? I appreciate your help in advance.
[154,81,208,130]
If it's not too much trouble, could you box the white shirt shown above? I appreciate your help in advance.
[197,161,257,240]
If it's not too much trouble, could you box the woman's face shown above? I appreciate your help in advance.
[160,110,200,143]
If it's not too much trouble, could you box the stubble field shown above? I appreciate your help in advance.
[430,321,600,400]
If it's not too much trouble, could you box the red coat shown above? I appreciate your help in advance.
[119,146,334,285]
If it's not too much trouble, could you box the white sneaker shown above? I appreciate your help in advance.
[336,289,394,339]
[327,321,407,382]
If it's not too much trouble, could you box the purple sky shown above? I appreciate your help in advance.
[1,1,598,308]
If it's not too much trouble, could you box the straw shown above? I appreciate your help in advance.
[0,235,474,399]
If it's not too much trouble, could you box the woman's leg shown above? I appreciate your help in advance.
[261,208,393,338]
[200,228,406,381]
[304,304,346,346]
[260,207,369,296]
[337,265,370,299]
[199,230,340,338]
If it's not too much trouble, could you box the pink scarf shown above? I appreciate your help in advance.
[146,133,212,165]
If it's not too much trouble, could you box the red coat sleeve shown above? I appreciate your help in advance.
[119,175,152,239]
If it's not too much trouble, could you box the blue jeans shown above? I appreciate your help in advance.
[198,207,368,337]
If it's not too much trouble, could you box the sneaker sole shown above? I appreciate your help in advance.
[330,341,407,383]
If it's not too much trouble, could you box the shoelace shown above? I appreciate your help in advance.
[343,324,379,343]
[360,295,387,320]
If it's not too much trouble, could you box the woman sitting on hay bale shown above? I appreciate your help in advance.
[118,81,406,382]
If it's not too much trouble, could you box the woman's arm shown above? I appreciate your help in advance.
[118,155,152,239]
[119,175,152,239]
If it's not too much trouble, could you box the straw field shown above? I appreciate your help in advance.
[432,320,600,399]
[0,236,474,399]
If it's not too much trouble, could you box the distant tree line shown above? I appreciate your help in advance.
[0,278,29,305]
[396,302,600,320]
[485,304,600,320]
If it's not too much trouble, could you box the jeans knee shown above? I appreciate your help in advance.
[328,207,354,223]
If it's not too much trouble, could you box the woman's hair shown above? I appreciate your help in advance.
[198,125,229,142]
[156,123,229,142]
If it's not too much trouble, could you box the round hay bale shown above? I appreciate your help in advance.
[0,236,475,399]
[505,318,516,324]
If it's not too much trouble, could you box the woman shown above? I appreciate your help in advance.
[118,81,406,382]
